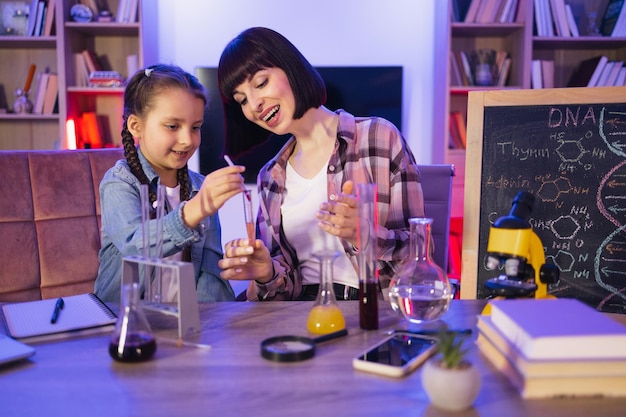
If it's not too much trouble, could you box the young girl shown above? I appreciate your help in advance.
[217,28,426,301]
[95,64,245,302]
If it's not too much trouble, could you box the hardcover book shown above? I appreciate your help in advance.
[476,327,626,398]
[489,298,626,361]
[477,315,626,377]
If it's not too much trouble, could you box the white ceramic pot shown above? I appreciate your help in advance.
[421,358,481,412]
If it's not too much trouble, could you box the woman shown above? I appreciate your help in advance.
[217,27,425,301]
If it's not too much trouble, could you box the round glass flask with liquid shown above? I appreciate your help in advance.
[389,218,453,324]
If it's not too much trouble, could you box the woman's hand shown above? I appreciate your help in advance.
[219,238,274,283]
[182,165,245,228]
[316,180,358,247]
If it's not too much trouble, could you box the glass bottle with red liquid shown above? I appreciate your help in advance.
[356,183,379,330]
[109,282,157,362]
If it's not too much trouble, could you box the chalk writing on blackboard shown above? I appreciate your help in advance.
[477,104,626,314]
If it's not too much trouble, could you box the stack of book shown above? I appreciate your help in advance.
[533,0,580,37]
[568,55,626,87]
[476,298,626,398]
[448,111,467,149]
[26,0,56,37]
[457,0,520,23]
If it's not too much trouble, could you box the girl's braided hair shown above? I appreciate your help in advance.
[121,64,207,209]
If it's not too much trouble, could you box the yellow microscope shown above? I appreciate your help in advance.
[482,191,560,313]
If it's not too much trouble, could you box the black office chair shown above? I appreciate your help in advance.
[416,164,455,276]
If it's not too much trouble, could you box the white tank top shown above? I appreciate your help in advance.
[282,162,358,287]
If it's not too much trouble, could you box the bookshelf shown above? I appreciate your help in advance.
[0,0,154,150]
[446,0,626,218]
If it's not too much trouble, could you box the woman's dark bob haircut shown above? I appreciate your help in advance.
[217,27,326,157]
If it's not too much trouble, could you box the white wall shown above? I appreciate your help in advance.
[149,0,449,296]
[151,0,449,167]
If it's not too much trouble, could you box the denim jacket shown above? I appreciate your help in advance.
[95,150,234,302]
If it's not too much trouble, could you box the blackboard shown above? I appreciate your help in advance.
[461,87,626,314]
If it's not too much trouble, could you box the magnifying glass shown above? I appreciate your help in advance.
[260,329,348,362]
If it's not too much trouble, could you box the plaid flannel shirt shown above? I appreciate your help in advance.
[248,110,425,300]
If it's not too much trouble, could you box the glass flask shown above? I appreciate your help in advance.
[389,218,452,324]
[109,282,157,362]
[306,250,346,335]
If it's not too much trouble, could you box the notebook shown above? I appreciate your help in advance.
[0,333,35,366]
[2,293,117,344]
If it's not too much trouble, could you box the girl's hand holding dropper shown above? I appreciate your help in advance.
[182,165,245,229]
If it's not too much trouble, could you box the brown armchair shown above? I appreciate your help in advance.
[0,149,123,301]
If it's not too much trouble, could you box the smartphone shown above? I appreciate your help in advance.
[353,332,438,378]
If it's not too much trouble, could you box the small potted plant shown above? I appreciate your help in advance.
[421,330,481,412]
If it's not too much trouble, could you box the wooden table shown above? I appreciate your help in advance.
[2,300,626,417]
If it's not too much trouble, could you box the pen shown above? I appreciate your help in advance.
[50,298,64,324]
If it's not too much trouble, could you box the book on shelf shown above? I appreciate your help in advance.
[74,52,90,87]
[540,59,554,88]
[451,0,473,22]
[33,0,46,36]
[567,55,609,87]
[496,57,511,86]
[476,319,626,398]
[494,50,510,86]
[449,52,463,86]
[81,49,104,75]
[564,3,580,37]
[32,71,49,114]
[448,112,464,149]
[464,0,482,22]
[42,0,55,36]
[605,61,624,86]
[601,0,625,36]
[26,0,40,36]
[530,59,542,89]
[450,111,467,148]
[596,61,616,87]
[1,293,117,344]
[533,0,553,36]
[116,0,139,23]
[497,0,518,23]
[611,1,626,36]
[548,0,570,37]
[489,298,626,361]
[476,0,502,23]
[616,67,626,86]
[458,50,474,86]
[42,72,58,114]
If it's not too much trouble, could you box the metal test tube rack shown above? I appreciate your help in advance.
[121,255,201,339]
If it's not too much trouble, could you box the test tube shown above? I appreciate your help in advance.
[140,185,151,298]
[224,155,255,242]
[243,189,255,242]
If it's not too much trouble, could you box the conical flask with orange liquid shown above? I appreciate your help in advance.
[306,250,346,334]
